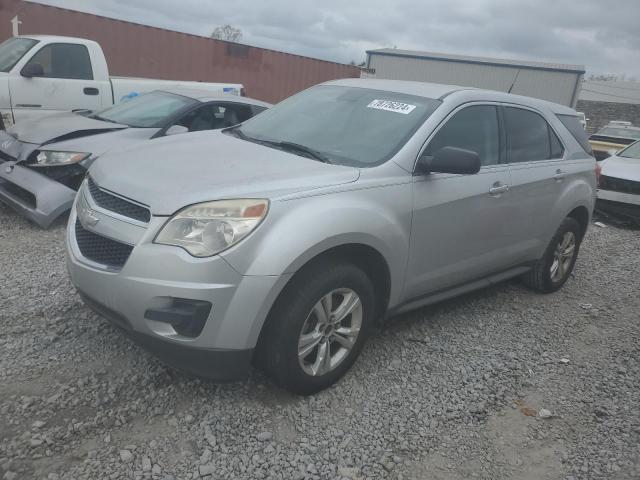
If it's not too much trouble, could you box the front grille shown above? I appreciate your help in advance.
[0,179,36,208]
[27,164,87,191]
[75,220,134,270]
[599,175,640,195]
[0,150,16,163]
[88,177,150,223]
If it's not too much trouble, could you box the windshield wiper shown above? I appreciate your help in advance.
[90,114,118,124]
[259,139,332,163]
[224,125,249,140]
[225,126,331,163]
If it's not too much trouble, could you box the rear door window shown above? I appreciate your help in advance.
[504,107,563,162]
[557,114,593,155]
[425,105,500,166]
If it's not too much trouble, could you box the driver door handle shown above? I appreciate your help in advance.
[553,169,567,181]
[489,182,510,196]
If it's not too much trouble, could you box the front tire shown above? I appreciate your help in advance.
[522,217,582,293]
[256,261,375,395]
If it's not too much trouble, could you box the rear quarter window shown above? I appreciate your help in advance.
[557,114,593,155]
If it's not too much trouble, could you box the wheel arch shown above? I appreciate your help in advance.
[566,205,590,240]
[253,241,393,360]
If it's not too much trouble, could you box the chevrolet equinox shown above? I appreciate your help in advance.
[66,79,596,394]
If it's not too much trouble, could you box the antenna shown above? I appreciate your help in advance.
[507,69,521,94]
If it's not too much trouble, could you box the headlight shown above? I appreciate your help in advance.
[33,151,90,167]
[155,199,269,257]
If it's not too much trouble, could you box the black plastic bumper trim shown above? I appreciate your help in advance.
[78,291,253,381]
[144,298,212,338]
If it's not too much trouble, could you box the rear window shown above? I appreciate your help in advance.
[557,114,593,155]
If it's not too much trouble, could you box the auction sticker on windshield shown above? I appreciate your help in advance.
[367,99,417,114]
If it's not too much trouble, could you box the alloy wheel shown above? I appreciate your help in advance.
[297,288,363,376]
[550,231,576,282]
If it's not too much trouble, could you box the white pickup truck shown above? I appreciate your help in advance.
[0,35,243,128]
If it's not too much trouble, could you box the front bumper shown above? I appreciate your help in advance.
[78,291,254,380]
[597,188,640,206]
[66,196,288,380]
[0,162,76,228]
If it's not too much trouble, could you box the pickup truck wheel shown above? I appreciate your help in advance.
[256,261,374,395]
[522,217,581,293]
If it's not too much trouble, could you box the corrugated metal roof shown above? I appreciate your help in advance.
[367,48,585,74]
[326,78,467,98]
[579,80,640,105]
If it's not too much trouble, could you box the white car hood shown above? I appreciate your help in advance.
[600,155,640,182]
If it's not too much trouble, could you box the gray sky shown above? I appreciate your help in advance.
[33,0,640,77]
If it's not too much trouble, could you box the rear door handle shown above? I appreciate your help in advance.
[84,87,99,96]
[553,169,567,181]
[489,183,510,195]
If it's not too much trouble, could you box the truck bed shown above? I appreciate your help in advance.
[110,77,243,104]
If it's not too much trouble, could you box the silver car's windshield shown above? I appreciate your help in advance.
[90,91,197,128]
[596,127,640,140]
[619,140,640,159]
[234,85,441,167]
[0,38,39,73]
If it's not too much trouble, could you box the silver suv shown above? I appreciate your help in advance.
[66,79,596,394]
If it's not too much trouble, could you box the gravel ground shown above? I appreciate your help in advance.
[1,202,639,480]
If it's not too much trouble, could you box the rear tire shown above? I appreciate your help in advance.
[522,217,582,293]
[255,260,375,395]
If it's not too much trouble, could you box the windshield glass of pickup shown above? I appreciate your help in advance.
[595,127,640,140]
[91,91,197,128]
[619,140,640,159]
[0,38,39,72]
[235,85,441,167]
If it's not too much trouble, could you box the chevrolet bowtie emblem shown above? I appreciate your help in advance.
[78,201,100,227]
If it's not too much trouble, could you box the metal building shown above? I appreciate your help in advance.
[366,48,585,107]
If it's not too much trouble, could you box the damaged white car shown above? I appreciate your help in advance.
[597,139,640,224]
[0,89,269,227]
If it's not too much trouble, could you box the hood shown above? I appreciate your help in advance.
[41,127,159,159]
[600,155,640,182]
[90,130,360,215]
[7,112,127,145]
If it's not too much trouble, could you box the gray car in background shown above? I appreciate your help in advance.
[0,89,270,227]
[66,79,596,394]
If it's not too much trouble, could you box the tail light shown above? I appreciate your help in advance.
[595,162,602,187]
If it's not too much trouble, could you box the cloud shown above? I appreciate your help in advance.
[32,0,640,77]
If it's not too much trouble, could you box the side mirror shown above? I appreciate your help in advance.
[165,125,189,136]
[21,62,45,78]
[417,146,481,175]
